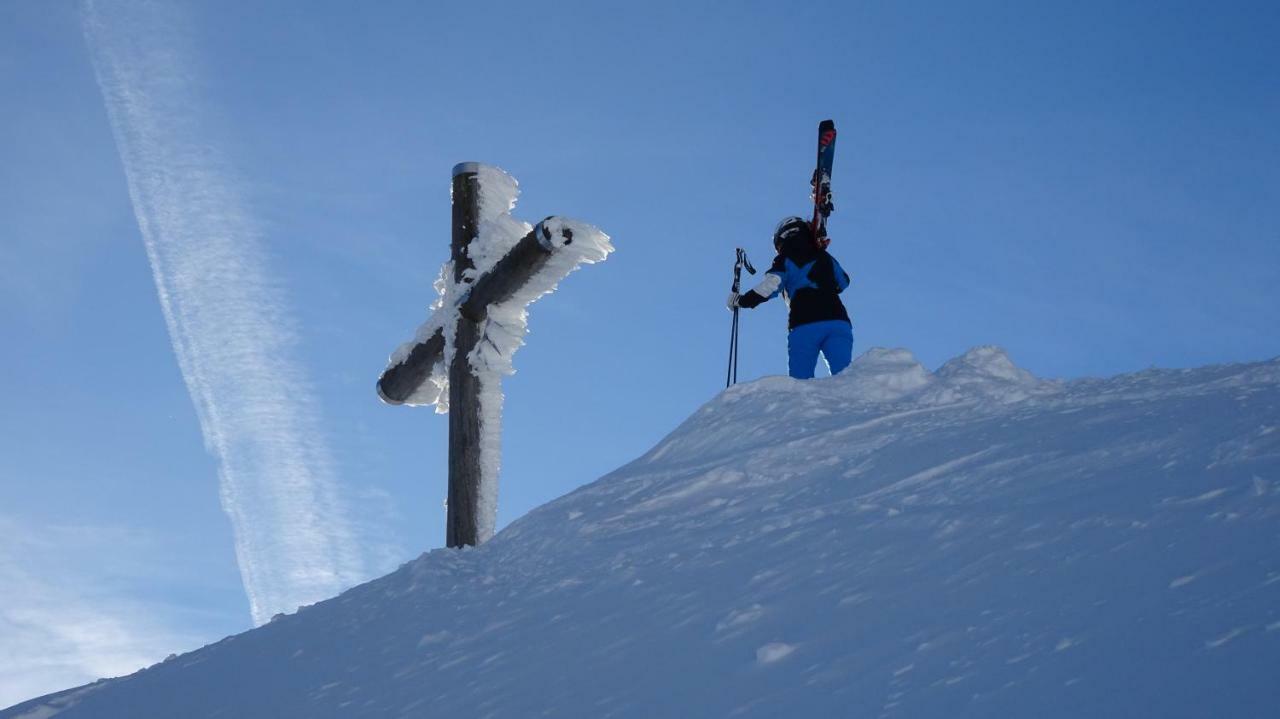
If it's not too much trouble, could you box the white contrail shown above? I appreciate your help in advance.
[81,0,366,625]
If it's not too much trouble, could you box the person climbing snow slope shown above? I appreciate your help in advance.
[728,216,854,380]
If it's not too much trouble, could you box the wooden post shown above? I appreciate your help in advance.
[377,163,605,549]
[447,163,483,548]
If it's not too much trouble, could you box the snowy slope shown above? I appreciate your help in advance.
[7,347,1279,718]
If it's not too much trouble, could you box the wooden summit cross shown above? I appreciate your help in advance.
[377,163,609,548]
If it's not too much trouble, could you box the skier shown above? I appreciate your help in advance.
[727,216,853,379]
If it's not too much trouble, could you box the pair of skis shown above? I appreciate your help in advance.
[726,119,838,387]
[811,119,837,248]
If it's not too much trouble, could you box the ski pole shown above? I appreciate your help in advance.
[726,248,755,388]
[732,307,742,386]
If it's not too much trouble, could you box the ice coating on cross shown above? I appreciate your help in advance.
[377,164,613,548]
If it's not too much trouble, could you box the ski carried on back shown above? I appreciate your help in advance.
[810,119,837,249]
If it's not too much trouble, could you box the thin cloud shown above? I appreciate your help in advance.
[81,0,366,625]
[0,518,214,709]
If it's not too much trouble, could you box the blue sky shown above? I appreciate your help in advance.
[2,0,1278,706]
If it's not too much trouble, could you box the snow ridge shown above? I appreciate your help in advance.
[7,350,1279,718]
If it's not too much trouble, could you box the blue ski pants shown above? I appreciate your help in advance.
[787,320,854,380]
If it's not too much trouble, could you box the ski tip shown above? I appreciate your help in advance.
[819,119,835,131]
[452,162,483,177]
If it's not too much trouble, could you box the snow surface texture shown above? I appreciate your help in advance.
[385,165,612,542]
[8,348,1280,718]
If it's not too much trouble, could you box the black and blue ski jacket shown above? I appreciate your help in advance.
[738,234,851,330]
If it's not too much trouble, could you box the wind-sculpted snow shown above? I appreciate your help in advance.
[7,348,1280,718]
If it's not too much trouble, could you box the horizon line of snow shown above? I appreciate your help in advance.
[80,0,366,626]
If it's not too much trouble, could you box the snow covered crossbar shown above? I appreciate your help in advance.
[376,217,600,405]
[377,164,612,546]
